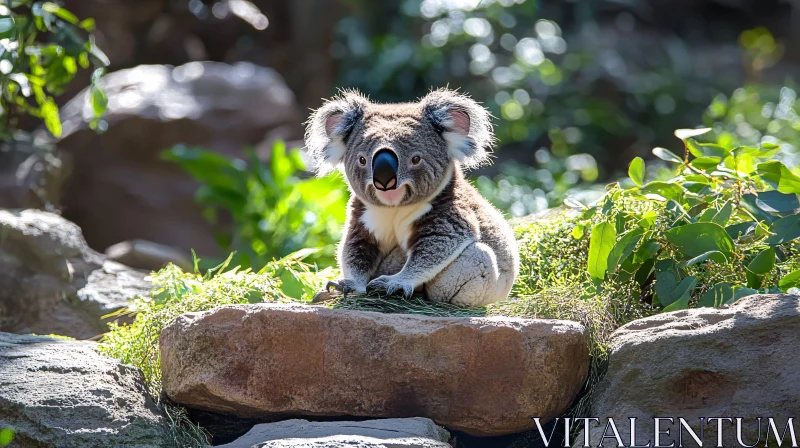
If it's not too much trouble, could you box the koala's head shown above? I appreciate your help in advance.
[304,88,494,207]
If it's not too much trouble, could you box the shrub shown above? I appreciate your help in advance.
[0,1,107,138]
[163,141,349,271]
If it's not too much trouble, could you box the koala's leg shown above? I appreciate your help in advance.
[424,242,514,307]
[374,246,407,277]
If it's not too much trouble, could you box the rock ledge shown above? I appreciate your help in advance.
[160,303,589,436]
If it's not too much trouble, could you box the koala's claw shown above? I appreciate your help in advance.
[367,275,415,298]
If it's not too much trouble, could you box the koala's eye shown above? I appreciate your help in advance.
[359,156,367,166]
[411,155,421,165]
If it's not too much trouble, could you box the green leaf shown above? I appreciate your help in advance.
[674,128,712,140]
[689,156,721,171]
[652,147,683,164]
[730,286,759,305]
[0,428,14,447]
[747,247,776,275]
[628,157,645,186]
[757,161,800,194]
[587,222,617,282]
[698,282,733,308]
[0,18,14,39]
[755,191,800,214]
[764,213,800,245]
[779,270,800,292]
[41,97,61,137]
[42,2,79,24]
[665,222,735,259]
[638,182,685,202]
[571,224,584,239]
[607,228,644,274]
[711,201,733,226]
[726,222,756,240]
[687,140,728,158]
[90,84,107,118]
[80,17,95,31]
[679,250,727,268]
[658,272,697,309]
[732,146,779,174]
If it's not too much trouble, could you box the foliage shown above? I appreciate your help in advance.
[100,252,331,394]
[0,428,13,447]
[164,141,349,271]
[565,127,800,311]
[0,1,107,138]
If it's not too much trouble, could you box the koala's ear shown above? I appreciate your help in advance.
[304,90,368,175]
[422,89,495,170]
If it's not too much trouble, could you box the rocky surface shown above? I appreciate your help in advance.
[105,239,193,271]
[53,61,301,255]
[0,139,67,210]
[219,418,451,448]
[0,209,149,339]
[578,294,800,447]
[160,303,589,437]
[0,332,168,447]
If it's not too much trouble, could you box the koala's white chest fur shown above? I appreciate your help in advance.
[361,202,432,253]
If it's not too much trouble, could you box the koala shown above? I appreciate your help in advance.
[305,88,519,307]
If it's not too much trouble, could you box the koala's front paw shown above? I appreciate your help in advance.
[367,275,415,298]
[335,278,366,296]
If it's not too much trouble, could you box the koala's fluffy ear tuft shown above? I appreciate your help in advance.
[422,88,495,170]
[305,90,368,175]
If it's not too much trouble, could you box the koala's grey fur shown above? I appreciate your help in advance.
[305,88,519,306]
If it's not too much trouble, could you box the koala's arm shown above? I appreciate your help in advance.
[337,202,381,293]
[368,208,476,297]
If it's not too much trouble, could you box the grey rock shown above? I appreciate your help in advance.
[0,138,68,210]
[53,61,301,255]
[219,418,450,448]
[0,332,168,447]
[105,239,192,271]
[0,209,148,338]
[578,294,800,448]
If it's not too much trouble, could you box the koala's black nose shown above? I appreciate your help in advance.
[372,149,398,191]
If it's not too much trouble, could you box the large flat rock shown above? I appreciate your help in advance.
[578,294,800,447]
[0,332,168,447]
[160,304,589,437]
[218,418,450,448]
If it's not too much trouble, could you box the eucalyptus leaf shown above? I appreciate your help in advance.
[764,213,800,245]
[628,157,645,186]
[674,128,711,140]
[698,282,733,308]
[607,228,645,274]
[757,161,800,194]
[665,222,735,259]
[588,222,616,282]
[652,147,683,164]
[679,250,727,268]
[687,140,727,158]
[747,247,776,275]
[779,270,800,292]
[755,191,800,214]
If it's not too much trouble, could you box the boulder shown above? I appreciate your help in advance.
[578,294,800,447]
[218,418,451,448]
[0,209,149,339]
[0,138,67,210]
[0,332,168,447]
[105,239,193,272]
[160,304,589,437]
[54,61,301,255]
